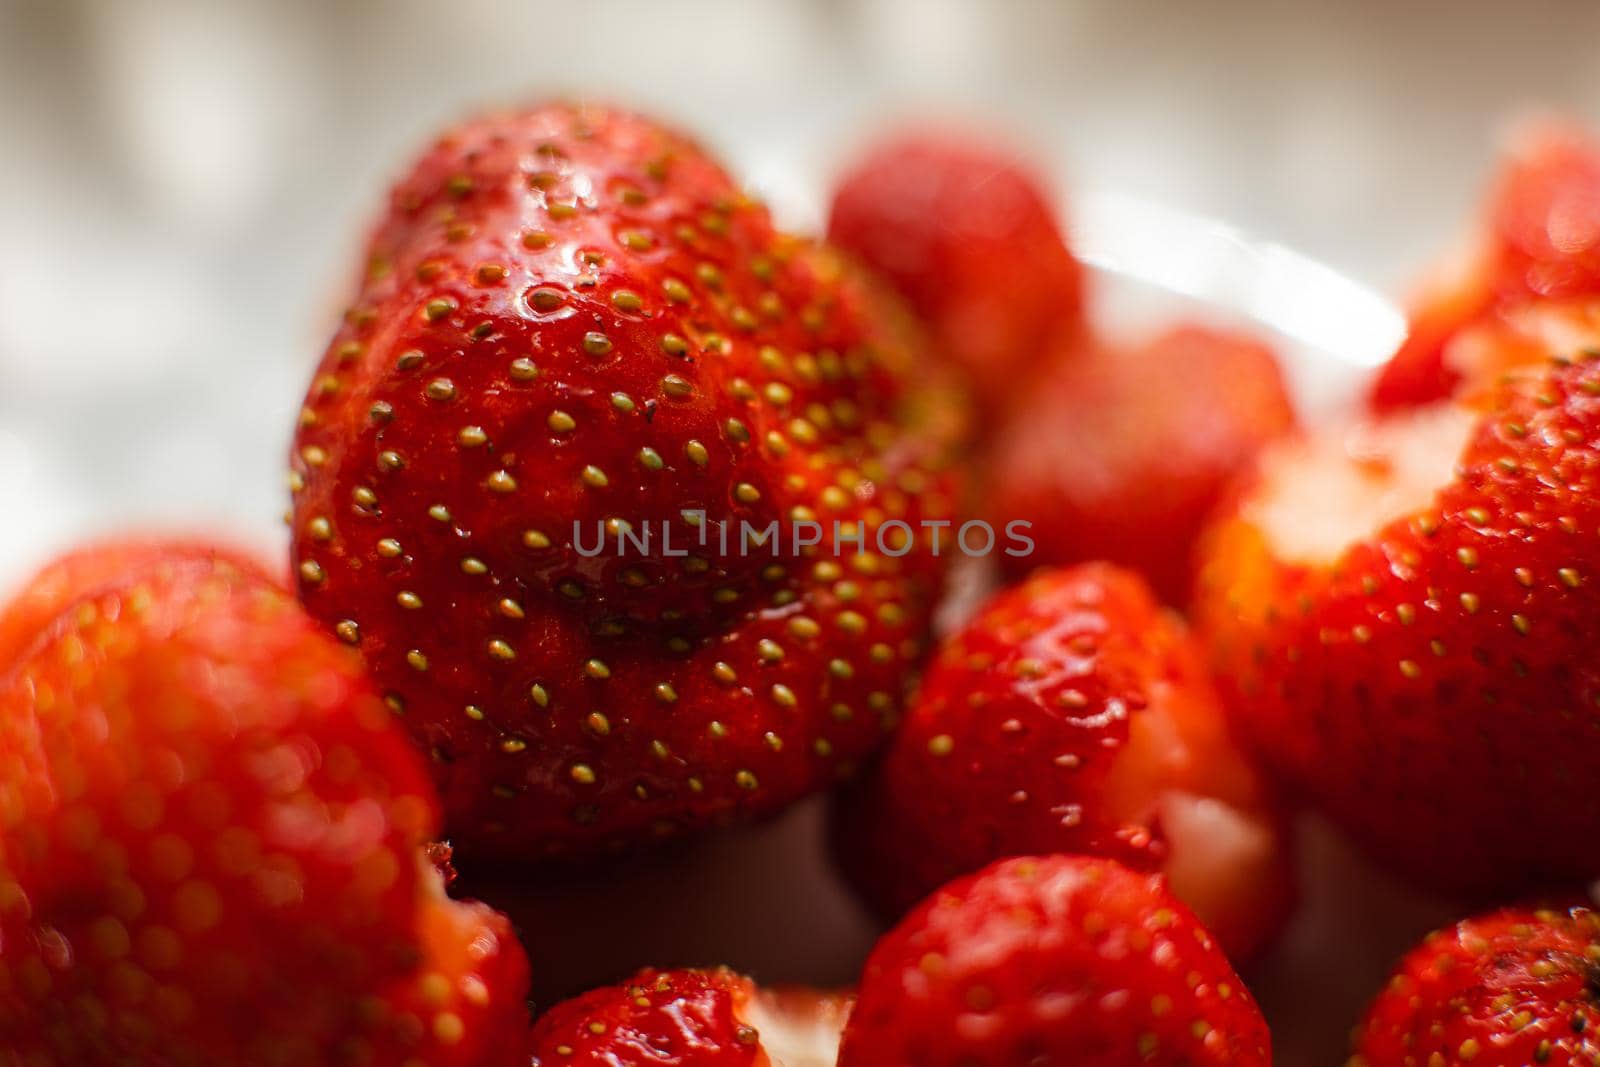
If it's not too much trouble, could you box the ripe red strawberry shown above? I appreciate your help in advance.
[526,967,851,1066]
[1373,121,1600,410]
[1350,903,1600,1067]
[827,129,1084,415]
[982,325,1296,602]
[1195,351,1600,894]
[832,563,1290,961]
[289,103,963,860]
[0,538,268,678]
[838,855,1271,1067]
[0,546,530,1065]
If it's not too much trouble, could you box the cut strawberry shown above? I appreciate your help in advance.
[832,563,1290,960]
[827,129,1084,415]
[838,855,1271,1067]
[983,325,1296,602]
[1373,121,1600,410]
[1351,903,1600,1067]
[0,546,529,1065]
[526,967,850,1066]
[1196,352,1600,894]
[289,102,965,862]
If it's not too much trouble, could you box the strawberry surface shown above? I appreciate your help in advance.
[983,325,1296,602]
[289,102,963,860]
[1196,353,1600,894]
[0,539,267,679]
[827,129,1084,415]
[1373,122,1600,410]
[0,546,529,1065]
[833,563,1289,961]
[1351,904,1600,1067]
[526,967,849,1067]
[837,855,1271,1067]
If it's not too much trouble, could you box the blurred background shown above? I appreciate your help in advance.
[2,1,1599,1060]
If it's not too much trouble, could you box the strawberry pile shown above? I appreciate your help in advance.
[13,98,1600,1067]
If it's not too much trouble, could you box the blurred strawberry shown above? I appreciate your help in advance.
[1352,903,1600,1067]
[527,967,850,1066]
[833,563,1290,961]
[983,325,1296,602]
[1196,351,1600,894]
[0,545,529,1065]
[0,538,268,677]
[838,855,1271,1067]
[1373,121,1600,410]
[828,129,1084,415]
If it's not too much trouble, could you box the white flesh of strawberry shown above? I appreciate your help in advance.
[1159,790,1284,957]
[1246,404,1476,566]
[743,989,854,1067]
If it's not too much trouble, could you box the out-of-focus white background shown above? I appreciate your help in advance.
[2,1,1598,1061]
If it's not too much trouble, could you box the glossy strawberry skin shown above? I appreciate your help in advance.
[827,130,1084,415]
[290,103,962,861]
[838,855,1270,1067]
[833,563,1289,960]
[1196,356,1600,894]
[984,325,1296,602]
[1372,123,1600,411]
[0,548,529,1066]
[1352,904,1600,1067]
[526,968,762,1066]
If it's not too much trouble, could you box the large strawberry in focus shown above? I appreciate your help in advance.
[827,129,1084,415]
[838,855,1271,1067]
[0,546,530,1065]
[289,103,963,861]
[833,564,1290,961]
[527,967,850,1066]
[984,325,1296,602]
[1196,351,1600,895]
[1351,903,1600,1067]
[1372,121,1600,410]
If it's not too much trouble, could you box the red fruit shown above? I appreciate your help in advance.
[0,547,529,1065]
[1351,903,1600,1067]
[0,538,268,678]
[526,967,851,1066]
[983,325,1296,602]
[289,103,963,860]
[1372,121,1600,410]
[833,563,1290,961]
[827,130,1084,414]
[838,855,1271,1067]
[1195,351,1600,894]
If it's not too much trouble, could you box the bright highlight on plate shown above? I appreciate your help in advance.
[1072,188,1406,368]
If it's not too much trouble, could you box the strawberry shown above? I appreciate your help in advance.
[0,538,268,678]
[1350,903,1600,1067]
[0,546,530,1065]
[289,103,963,861]
[526,967,851,1066]
[827,129,1084,415]
[1195,350,1600,894]
[1372,121,1600,410]
[837,855,1271,1067]
[832,563,1290,961]
[982,325,1296,602]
